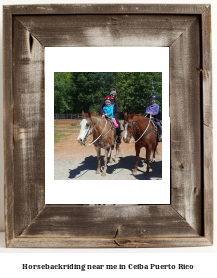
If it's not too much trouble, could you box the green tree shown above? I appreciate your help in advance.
[54,72,162,120]
[54,72,73,113]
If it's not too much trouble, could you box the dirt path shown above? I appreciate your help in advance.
[54,121,162,180]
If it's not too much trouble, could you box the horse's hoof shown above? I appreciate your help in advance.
[96,170,101,174]
[101,172,106,177]
[109,158,113,163]
[146,167,152,172]
[115,158,118,163]
[133,170,137,175]
[151,159,155,163]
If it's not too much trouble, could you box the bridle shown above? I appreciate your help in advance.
[125,117,152,143]
[83,117,112,146]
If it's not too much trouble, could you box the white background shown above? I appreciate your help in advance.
[45,47,170,204]
[0,0,216,277]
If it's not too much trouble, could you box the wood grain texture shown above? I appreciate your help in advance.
[4,4,207,15]
[202,6,212,129]
[3,7,14,247]
[13,17,45,237]
[201,6,213,245]
[16,15,197,47]
[20,205,199,238]
[3,4,213,248]
[203,126,213,243]
[8,237,212,248]
[170,17,202,234]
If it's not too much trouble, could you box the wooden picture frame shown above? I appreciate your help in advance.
[4,4,213,248]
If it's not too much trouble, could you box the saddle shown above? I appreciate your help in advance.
[145,114,157,131]
[105,116,116,130]
[150,118,158,132]
[145,115,161,141]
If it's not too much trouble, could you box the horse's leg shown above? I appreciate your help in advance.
[109,132,116,163]
[151,132,158,162]
[94,145,101,174]
[151,141,156,163]
[133,144,140,175]
[151,150,155,163]
[109,144,114,163]
[146,145,152,173]
[152,140,158,162]
[102,146,110,176]
[113,142,120,163]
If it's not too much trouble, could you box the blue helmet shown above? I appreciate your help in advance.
[150,94,157,100]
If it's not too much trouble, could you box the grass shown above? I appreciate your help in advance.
[54,125,80,143]
[54,132,69,143]
[67,125,80,129]
[54,125,80,130]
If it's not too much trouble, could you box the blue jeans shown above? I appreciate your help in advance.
[155,121,162,135]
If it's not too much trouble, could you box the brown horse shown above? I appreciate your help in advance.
[123,113,158,174]
[77,111,120,176]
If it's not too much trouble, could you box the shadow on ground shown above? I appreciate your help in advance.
[68,155,162,180]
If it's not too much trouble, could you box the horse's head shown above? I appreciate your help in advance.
[77,111,93,145]
[123,112,136,143]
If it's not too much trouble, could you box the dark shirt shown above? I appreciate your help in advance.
[100,100,119,119]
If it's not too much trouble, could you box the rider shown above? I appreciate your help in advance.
[145,94,162,142]
[100,89,122,143]
[102,96,119,128]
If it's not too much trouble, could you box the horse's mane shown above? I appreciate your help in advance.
[92,115,103,120]
[126,113,143,120]
[134,114,150,123]
[91,114,106,124]
[134,113,143,117]
[83,111,100,119]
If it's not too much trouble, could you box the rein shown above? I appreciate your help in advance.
[128,118,152,143]
[84,118,112,146]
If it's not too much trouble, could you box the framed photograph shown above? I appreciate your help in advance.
[46,47,170,205]
[4,4,213,247]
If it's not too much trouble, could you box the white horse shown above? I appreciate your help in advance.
[77,111,120,176]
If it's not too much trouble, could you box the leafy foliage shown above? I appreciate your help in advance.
[54,72,162,119]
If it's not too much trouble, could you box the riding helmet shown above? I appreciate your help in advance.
[150,94,157,100]
[105,96,111,103]
[105,96,111,101]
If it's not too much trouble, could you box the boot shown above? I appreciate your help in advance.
[116,130,123,144]
[116,135,121,144]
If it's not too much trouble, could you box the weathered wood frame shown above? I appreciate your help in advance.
[3,4,212,248]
